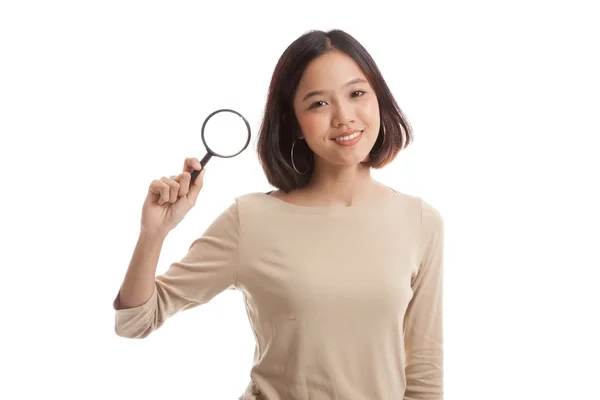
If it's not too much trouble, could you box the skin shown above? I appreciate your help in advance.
[272,48,394,207]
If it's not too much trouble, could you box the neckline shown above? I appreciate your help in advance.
[258,187,401,214]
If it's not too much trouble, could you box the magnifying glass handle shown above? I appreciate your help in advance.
[190,152,212,184]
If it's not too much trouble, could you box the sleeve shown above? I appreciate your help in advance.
[113,201,241,339]
[403,199,444,399]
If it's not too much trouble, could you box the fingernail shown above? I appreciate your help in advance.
[196,162,202,170]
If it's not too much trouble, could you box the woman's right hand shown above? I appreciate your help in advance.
[141,157,206,236]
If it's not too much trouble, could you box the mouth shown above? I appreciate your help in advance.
[330,130,364,147]
[330,130,364,142]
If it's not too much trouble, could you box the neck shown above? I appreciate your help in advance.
[302,162,377,206]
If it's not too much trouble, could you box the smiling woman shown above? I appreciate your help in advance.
[293,53,380,169]
[113,28,444,400]
[257,29,413,194]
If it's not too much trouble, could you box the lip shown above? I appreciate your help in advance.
[331,130,363,147]
[330,129,363,140]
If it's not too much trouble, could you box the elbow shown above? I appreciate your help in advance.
[114,323,154,339]
[113,287,160,339]
[113,306,159,339]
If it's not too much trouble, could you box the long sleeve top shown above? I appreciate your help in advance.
[113,190,444,400]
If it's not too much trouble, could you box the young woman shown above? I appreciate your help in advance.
[113,29,444,400]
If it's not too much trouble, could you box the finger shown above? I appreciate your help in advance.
[160,177,180,203]
[191,165,205,187]
[177,171,191,197]
[149,180,170,205]
[170,173,190,198]
[165,177,181,203]
[187,168,206,205]
[183,157,202,174]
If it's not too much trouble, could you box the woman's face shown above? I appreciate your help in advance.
[292,49,380,170]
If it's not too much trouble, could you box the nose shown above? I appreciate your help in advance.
[331,100,355,128]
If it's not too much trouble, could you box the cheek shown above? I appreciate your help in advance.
[297,113,328,138]
[360,98,380,125]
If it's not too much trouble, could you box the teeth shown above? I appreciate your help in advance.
[334,131,361,141]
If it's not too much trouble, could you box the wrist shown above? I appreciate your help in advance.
[139,227,169,242]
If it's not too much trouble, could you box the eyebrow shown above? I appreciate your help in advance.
[301,77,368,102]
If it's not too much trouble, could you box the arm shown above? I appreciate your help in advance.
[113,201,241,339]
[403,199,444,399]
[115,230,167,310]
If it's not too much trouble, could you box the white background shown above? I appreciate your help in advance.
[1,1,599,399]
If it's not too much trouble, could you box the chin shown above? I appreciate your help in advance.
[333,151,374,167]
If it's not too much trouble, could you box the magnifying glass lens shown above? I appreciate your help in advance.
[203,111,250,156]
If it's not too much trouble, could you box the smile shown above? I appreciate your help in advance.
[331,130,363,146]
[333,131,362,141]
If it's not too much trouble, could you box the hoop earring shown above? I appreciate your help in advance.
[291,138,310,175]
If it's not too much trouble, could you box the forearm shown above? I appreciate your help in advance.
[116,230,168,309]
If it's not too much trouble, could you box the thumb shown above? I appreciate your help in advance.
[188,168,206,204]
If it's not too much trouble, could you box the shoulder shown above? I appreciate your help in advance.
[201,192,270,236]
[391,189,442,226]
[232,191,271,207]
[414,195,444,260]
[420,197,444,231]
[387,188,443,246]
[227,191,274,219]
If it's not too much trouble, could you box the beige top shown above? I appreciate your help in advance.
[113,190,444,400]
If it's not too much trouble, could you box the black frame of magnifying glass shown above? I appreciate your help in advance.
[201,108,251,161]
[190,108,252,184]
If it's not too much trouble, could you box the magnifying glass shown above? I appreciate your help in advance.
[190,108,251,184]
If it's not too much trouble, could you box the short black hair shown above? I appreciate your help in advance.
[257,29,414,193]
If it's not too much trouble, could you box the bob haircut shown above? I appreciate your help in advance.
[256,29,414,193]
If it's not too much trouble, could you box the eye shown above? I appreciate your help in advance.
[351,90,366,98]
[309,100,327,109]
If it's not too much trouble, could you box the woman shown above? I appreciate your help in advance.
[113,29,444,400]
